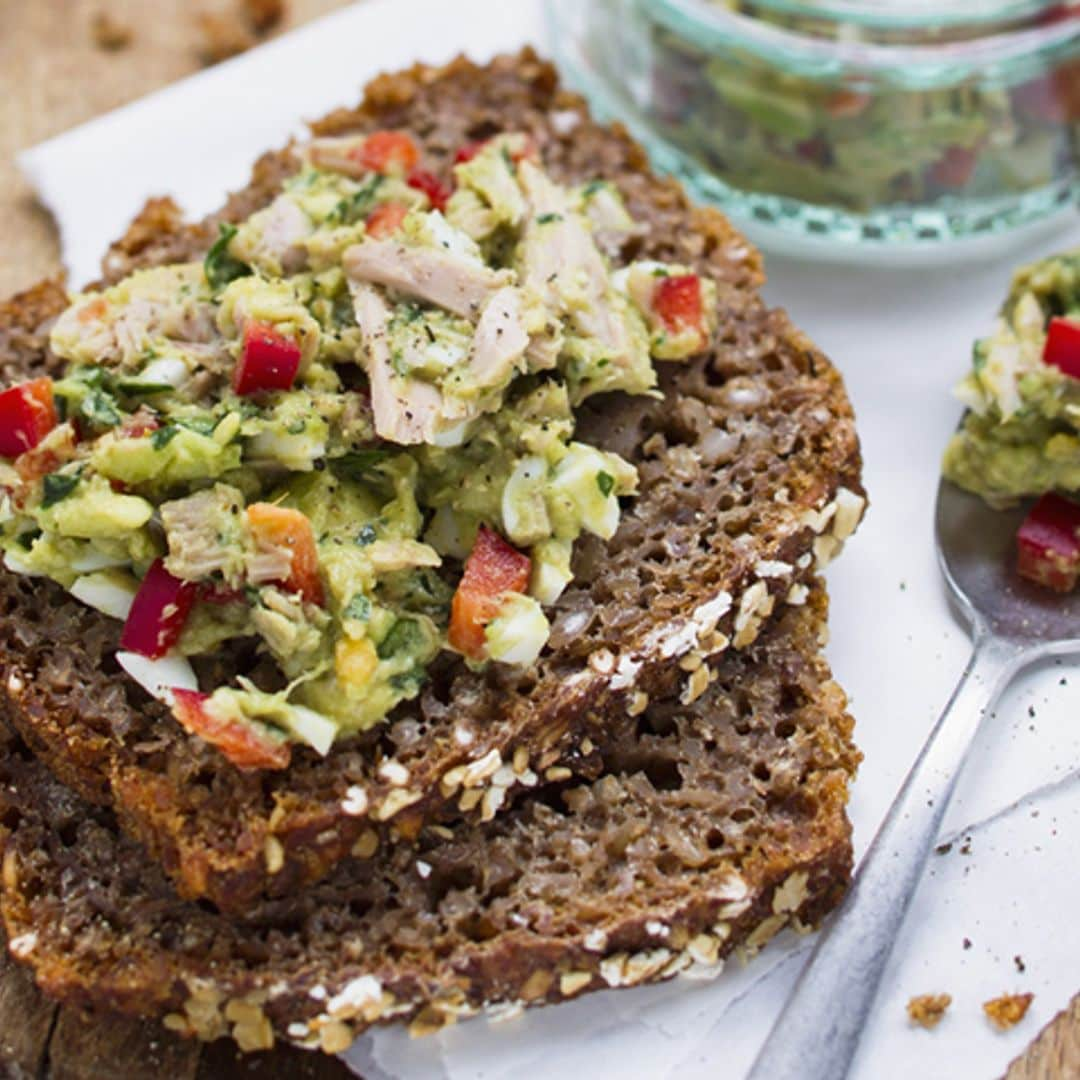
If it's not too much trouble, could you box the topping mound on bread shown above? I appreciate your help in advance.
[1,131,718,762]
[0,51,865,913]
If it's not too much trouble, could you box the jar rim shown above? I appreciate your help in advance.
[646,0,1080,83]
[720,0,1073,31]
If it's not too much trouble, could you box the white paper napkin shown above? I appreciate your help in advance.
[17,2,1080,1076]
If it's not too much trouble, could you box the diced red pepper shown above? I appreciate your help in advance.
[654,274,706,337]
[233,321,302,396]
[452,136,538,167]
[120,559,200,659]
[406,168,453,213]
[1016,493,1080,593]
[365,201,410,239]
[926,145,979,190]
[448,526,531,659]
[825,88,871,118]
[1042,317,1080,379]
[170,689,291,771]
[246,503,325,606]
[454,141,486,166]
[0,378,58,457]
[353,130,420,176]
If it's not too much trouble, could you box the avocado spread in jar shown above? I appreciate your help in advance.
[943,250,1080,507]
[0,131,718,768]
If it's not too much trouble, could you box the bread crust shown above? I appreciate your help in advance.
[0,49,864,912]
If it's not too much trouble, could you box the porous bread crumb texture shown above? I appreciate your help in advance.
[0,50,864,913]
[907,993,952,1030]
[0,591,859,1051]
[985,993,1035,1031]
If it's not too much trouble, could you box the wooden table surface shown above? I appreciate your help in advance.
[0,2,1075,1077]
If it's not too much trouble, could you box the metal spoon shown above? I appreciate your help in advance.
[747,476,1080,1080]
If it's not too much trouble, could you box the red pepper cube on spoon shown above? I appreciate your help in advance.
[1042,317,1080,379]
[1016,492,1080,593]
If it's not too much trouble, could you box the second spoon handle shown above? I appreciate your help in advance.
[746,631,1026,1080]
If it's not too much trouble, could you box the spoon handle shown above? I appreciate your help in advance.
[746,632,1025,1080]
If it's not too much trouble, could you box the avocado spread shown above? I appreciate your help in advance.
[943,250,1080,507]
[0,132,718,762]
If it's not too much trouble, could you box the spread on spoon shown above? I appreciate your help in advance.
[942,249,1080,591]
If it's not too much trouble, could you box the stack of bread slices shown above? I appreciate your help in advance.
[0,50,865,1067]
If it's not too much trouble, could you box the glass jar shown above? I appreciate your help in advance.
[547,0,1080,258]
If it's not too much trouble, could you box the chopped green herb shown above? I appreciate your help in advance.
[537,212,563,225]
[972,340,988,374]
[377,617,425,660]
[203,224,252,293]
[389,349,408,377]
[389,668,426,694]
[355,523,377,546]
[116,378,177,396]
[79,390,122,431]
[596,471,615,498]
[41,470,82,509]
[286,419,308,435]
[176,415,219,437]
[329,175,385,225]
[332,449,390,481]
[70,366,109,390]
[343,594,372,621]
[582,180,607,198]
[15,529,41,551]
[151,425,181,450]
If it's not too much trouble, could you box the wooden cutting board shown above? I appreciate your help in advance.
[0,2,1075,1077]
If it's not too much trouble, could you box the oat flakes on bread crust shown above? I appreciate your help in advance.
[0,586,859,1053]
[0,50,864,912]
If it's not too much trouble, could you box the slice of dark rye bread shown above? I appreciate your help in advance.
[0,50,864,913]
[0,586,859,1056]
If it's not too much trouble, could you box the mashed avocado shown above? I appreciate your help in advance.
[0,129,719,763]
[943,250,1080,506]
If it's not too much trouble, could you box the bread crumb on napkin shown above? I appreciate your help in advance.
[984,992,1034,1031]
[907,993,952,1029]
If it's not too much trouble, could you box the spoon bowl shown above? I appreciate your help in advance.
[937,481,1080,643]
